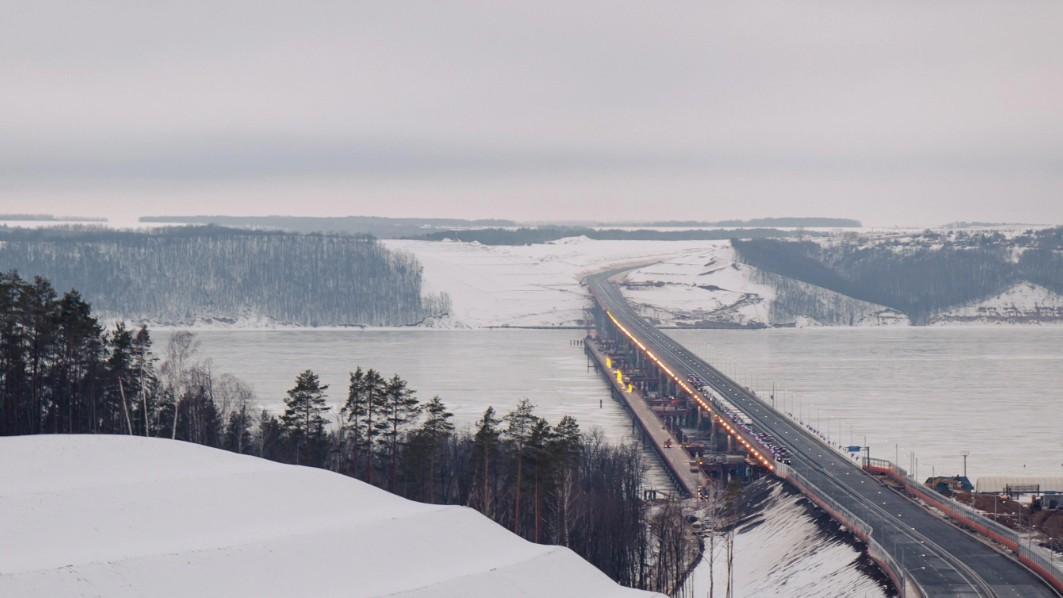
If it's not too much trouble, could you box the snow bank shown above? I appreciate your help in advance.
[0,436,659,598]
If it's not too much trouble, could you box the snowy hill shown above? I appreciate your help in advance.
[622,244,908,328]
[930,282,1063,324]
[385,236,909,329]
[384,237,712,328]
[0,436,659,598]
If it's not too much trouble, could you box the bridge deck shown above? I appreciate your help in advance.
[585,339,703,496]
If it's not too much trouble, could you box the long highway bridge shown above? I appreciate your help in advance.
[586,268,1059,598]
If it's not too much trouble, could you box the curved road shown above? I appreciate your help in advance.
[587,270,1057,598]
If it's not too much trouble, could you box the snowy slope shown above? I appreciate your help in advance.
[689,481,888,598]
[621,243,775,327]
[622,244,908,328]
[930,282,1063,324]
[0,436,659,598]
[384,238,908,329]
[384,238,711,328]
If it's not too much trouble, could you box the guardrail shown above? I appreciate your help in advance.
[777,463,924,598]
[864,458,1063,594]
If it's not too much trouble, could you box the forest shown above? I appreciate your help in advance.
[635,217,861,228]
[0,226,450,326]
[0,272,699,594]
[733,228,1063,323]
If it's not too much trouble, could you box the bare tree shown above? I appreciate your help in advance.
[160,331,199,439]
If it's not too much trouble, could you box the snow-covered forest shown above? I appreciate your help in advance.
[733,228,1063,324]
[0,226,450,326]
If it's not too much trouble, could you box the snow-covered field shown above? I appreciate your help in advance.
[386,238,910,329]
[384,238,714,328]
[388,235,1063,329]
[0,436,659,598]
[621,245,908,328]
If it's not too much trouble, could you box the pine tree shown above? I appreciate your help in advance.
[411,396,454,501]
[505,399,537,535]
[341,367,387,481]
[526,416,552,542]
[548,415,582,546]
[25,276,57,435]
[224,408,253,453]
[131,325,158,436]
[420,396,454,440]
[281,369,330,466]
[52,289,103,434]
[379,374,421,490]
[106,322,135,435]
[473,406,502,517]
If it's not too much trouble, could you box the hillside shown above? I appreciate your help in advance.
[389,229,1062,329]
[621,244,908,328]
[0,435,659,598]
[0,226,449,327]
[733,228,1063,324]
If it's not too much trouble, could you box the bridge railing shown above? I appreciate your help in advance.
[778,464,923,597]
[864,458,1063,594]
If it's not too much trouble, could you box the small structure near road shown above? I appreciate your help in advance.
[976,476,1063,498]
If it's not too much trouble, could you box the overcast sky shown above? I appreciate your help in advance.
[3,1,1062,226]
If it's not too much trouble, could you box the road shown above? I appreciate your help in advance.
[587,270,1058,598]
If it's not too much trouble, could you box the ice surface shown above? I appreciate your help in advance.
[0,435,660,598]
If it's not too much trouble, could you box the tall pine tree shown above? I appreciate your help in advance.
[341,367,387,482]
[281,369,330,466]
[379,374,420,490]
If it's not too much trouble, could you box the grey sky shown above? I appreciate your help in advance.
[2,1,1062,226]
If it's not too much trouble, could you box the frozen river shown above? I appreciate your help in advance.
[156,328,627,434]
[670,326,1063,481]
[162,326,1063,482]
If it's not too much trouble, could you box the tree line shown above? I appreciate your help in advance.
[0,226,450,327]
[0,271,696,594]
[413,227,818,245]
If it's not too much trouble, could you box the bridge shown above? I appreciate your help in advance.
[585,268,1060,598]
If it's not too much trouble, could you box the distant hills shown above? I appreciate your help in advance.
[138,215,861,239]
[412,227,820,245]
[625,217,862,228]
[0,213,106,222]
[140,215,516,238]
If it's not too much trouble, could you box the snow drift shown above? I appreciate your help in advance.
[0,436,659,598]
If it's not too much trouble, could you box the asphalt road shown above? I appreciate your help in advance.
[587,270,1057,598]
